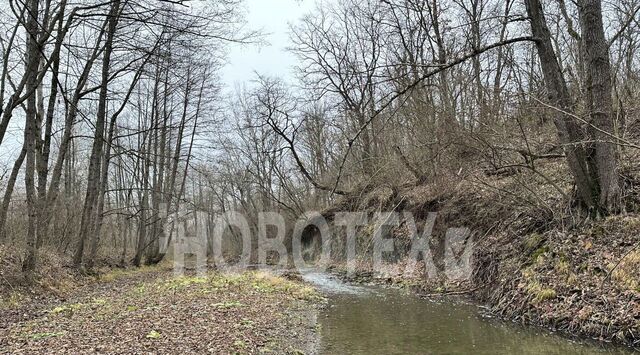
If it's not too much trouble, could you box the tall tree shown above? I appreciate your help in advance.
[525,0,600,211]
[577,0,622,213]
[22,0,43,272]
[74,0,121,266]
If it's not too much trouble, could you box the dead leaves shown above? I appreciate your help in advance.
[0,270,320,354]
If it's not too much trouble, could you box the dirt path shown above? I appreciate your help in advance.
[0,269,321,354]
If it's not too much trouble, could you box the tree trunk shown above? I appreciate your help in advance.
[577,0,622,213]
[22,0,42,272]
[0,143,26,241]
[429,0,456,129]
[525,0,600,211]
[145,64,164,264]
[133,141,151,267]
[74,0,120,266]
[36,1,67,249]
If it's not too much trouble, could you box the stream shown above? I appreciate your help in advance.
[301,271,636,355]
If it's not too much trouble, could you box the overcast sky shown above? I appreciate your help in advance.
[0,1,320,164]
[220,0,317,89]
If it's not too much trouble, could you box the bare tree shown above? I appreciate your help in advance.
[577,0,622,212]
[74,0,122,267]
[22,0,43,272]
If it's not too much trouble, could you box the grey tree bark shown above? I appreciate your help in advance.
[0,142,26,241]
[525,0,600,211]
[74,0,121,266]
[577,0,622,213]
[22,0,42,272]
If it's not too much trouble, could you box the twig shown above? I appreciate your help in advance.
[420,285,482,297]
[602,240,640,287]
[331,36,538,195]
[529,95,640,150]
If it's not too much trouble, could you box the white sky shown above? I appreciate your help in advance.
[220,0,317,89]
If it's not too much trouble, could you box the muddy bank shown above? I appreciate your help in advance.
[475,216,640,348]
[0,268,322,354]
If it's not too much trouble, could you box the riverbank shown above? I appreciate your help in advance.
[302,269,634,354]
[326,257,640,351]
[0,265,322,354]
[314,172,640,350]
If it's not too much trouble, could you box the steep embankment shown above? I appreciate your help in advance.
[472,213,640,347]
[316,166,640,348]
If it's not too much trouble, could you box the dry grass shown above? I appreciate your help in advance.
[612,250,640,291]
[0,245,76,309]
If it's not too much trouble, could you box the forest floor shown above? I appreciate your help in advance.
[0,264,322,354]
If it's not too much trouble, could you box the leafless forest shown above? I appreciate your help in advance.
[2,0,640,352]
[0,0,638,284]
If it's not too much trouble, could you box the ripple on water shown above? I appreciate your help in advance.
[300,271,367,295]
[302,271,636,355]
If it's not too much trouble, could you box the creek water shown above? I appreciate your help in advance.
[301,271,636,355]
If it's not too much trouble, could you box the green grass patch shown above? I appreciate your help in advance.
[250,272,319,301]
[158,275,208,291]
[152,271,320,302]
[233,339,246,350]
[237,319,254,329]
[146,330,161,339]
[213,301,244,309]
[0,291,25,309]
[526,281,557,303]
[99,265,160,283]
[50,302,84,315]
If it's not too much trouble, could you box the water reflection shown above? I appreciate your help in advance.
[304,272,635,355]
